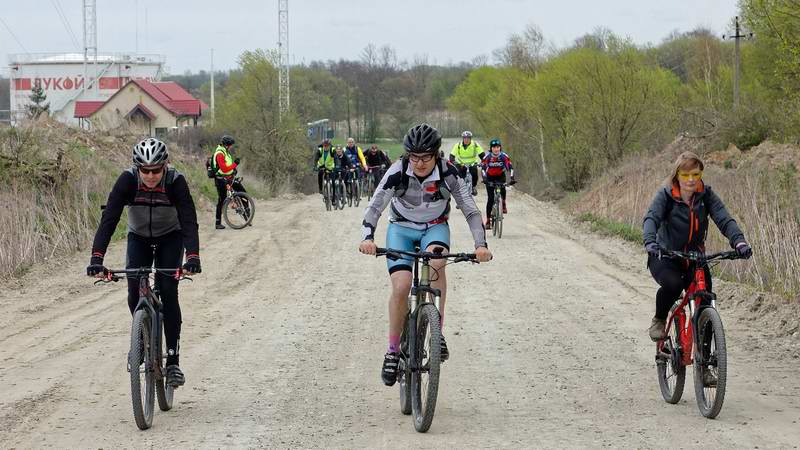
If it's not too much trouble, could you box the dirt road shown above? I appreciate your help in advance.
[1,168,799,448]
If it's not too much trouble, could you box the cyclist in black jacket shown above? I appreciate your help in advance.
[86,137,201,388]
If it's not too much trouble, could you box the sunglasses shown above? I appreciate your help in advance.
[139,165,165,175]
[408,154,435,163]
[677,170,703,181]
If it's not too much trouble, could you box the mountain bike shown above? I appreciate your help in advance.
[376,247,478,433]
[348,168,361,208]
[655,249,745,419]
[332,170,347,210]
[462,162,479,196]
[366,165,385,201]
[221,176,255,229]
[485,180,514,239]
[320,169,333,211]
[94,266,191,430]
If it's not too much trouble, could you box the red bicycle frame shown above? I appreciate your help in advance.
[659,265,709,366]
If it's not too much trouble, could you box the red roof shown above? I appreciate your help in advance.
[74,79,205,118]
[74,101,105,118]
[125,103,156,120]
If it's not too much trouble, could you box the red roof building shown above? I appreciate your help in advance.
[74,79,208,135]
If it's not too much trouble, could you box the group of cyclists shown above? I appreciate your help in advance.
[314,137,393,206]
[83,120,753,421]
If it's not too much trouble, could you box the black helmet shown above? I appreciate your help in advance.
[322,138,331,146]
[403,123,442,154]
[490,138,502,147]
[221,135,235,146]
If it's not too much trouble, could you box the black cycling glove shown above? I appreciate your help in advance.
[183,256,202,274]
[87,255,107,276]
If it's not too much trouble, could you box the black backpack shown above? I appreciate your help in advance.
[205,155,216,178]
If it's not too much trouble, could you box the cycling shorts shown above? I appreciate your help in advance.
[385,222,450,274]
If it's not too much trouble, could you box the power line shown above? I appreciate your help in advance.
[52,0,81,50]
[0,16,30,54]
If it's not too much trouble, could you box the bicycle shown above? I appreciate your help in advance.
[320,169,333,211]
[332,170,347,210]
[348,168,361,208]
[365,165,385,201]
[655,249,745,419]
[485,180,514,239]
[462,162,479,196]
[375,247,478,433]
[94,266,191,430]
[221,175,255,229]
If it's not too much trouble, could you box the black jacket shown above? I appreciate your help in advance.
[643,183,745,251]
[92,168,200,259]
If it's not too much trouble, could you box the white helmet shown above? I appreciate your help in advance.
[462,130,473,138]
[132,138,169,167]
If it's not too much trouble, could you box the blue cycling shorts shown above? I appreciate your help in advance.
[385,222,450,274]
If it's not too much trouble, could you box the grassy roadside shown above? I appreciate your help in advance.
[575,213,643,243]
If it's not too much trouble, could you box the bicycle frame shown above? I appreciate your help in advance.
[406,255,442,372]
[131,275,166,377]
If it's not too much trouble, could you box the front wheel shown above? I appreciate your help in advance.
[657,316,686,404]
[323,180,332,211]
[694,308,727,419]
[411,303,441,433]
[353,178,361,207]
[222,192,255,229]
[129,309,155,430]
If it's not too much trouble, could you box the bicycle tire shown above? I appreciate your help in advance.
[223,192,255,229]
[337,181,345,210]
[353,179,360,207]
[693,308,727,418]
[496,195,504,239]
[130,309,155,430]
[367,177,375,201]
[399,358,412,415]
[411,302,441,433]
[156,318,174,412]
[324,180,332,211]
[491,205,498,237]
[657,316,686,404]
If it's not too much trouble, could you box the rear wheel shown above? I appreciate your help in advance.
[130,309,155,430]
[694,307,727,419]
[156,319,174,412]
[411,302,441,433]
[657,316,686,404]
[222,192,255,229]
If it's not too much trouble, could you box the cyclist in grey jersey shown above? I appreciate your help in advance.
[360,123,491,386]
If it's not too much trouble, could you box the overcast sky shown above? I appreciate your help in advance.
[2,0,739,75]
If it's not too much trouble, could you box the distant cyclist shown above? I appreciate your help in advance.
[642,151,752,341]
[364,144,392,187]
[359,123,492,387]
[212,135,245,230]
[481,138,515,229]
[314,139,335,195]
[449,131,485,196]
[86,137,200,388]
[333,145,354,201]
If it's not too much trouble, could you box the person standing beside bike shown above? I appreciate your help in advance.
[212,135,245,230]
[449,130,485,196]
[364,144,392,187]
[642,151,752,341]
[481,138,515,230]
[358,123,492,386]
[86,137,201,388]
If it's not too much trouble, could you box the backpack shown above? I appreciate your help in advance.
[395,157,453,201]
[205,155,216,178]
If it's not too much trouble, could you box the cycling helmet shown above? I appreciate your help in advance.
[220,135,235,146]
[132,138,168,167]
[403,123,442,154]
[490,138,502,147]
[322,138,331,146]
[462,130,473,138]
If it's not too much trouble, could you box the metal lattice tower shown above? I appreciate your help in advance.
[83,0,98,94]
[278,0,290,119]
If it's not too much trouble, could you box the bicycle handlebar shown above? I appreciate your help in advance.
[93,267,192,284]
[375,247,478,264]
[660,249,741,263]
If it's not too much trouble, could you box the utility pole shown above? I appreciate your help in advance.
[723,16,752,109]
[83,0,97,96]
[278,0,290,120]
[210,48,215,123]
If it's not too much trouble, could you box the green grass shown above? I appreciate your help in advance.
[577,213,643,243]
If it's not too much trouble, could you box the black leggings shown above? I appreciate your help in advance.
[126,231,184,365]
[215,177,246,224]
[648,255,712,320]
[457,164,479,188]
[485,176,507,218]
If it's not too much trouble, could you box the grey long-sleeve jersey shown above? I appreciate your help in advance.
[361,159,487,249]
